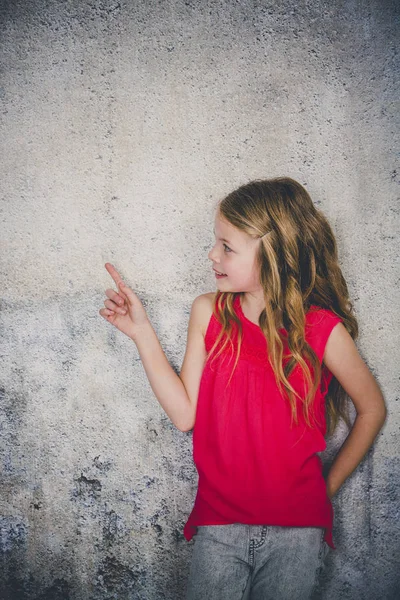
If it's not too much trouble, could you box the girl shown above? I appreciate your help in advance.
[99,177,386,600]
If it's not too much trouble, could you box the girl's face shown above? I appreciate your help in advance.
[208,213,262,293]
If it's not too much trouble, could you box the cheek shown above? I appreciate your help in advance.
[248,261,261,281]
[234,259,253,278]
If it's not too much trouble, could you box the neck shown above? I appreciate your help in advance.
[240,294,283,329]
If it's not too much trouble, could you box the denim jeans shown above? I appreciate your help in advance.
[185,524,330,600]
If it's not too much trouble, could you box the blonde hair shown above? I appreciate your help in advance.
[207,177,358,436]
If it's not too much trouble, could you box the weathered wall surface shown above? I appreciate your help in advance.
[0,0,398,598]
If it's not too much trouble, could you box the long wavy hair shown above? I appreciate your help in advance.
[207,177,358,437]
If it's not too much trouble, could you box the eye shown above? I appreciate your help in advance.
[223,243,232,253]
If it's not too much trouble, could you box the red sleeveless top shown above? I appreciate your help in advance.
[183,294,343,549]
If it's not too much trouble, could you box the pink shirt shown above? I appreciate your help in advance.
[184,293,343,549]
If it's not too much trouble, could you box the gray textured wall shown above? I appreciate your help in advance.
[1,0,398,598]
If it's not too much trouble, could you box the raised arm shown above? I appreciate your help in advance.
[99,263,210,432]
[132,293,209,431]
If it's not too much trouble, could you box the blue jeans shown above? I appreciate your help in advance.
[185,524,330,600]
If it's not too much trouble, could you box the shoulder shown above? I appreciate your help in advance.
[305,305,344,362]
[306,305,343,327]
[190,292,217,337]
[323,324,386,419]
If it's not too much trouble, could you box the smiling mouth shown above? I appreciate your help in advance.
[214,269,227,276]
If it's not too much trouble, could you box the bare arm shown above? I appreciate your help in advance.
[322,323,387,498]
[100,263,209,432]
[132,321,192,431]
[129,294,209,432]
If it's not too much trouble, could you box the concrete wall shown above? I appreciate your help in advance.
[1,0,398,598]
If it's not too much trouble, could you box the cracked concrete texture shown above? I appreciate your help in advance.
[0,0,398,598]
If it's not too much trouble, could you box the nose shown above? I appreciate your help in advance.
[208,245,218,262]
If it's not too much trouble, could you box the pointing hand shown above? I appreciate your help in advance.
[99,263,150,339]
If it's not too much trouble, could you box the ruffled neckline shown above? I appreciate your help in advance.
[235,295,286,335]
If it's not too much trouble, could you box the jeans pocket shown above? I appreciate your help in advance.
[318,534,330,569]
[321,540,330,562]
[308,531,329,597]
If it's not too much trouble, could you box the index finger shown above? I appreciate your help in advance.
[105,262,125,288]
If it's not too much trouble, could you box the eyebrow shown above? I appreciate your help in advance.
[213,227,233,245]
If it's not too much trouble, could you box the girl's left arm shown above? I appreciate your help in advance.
[322,323,387,499]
